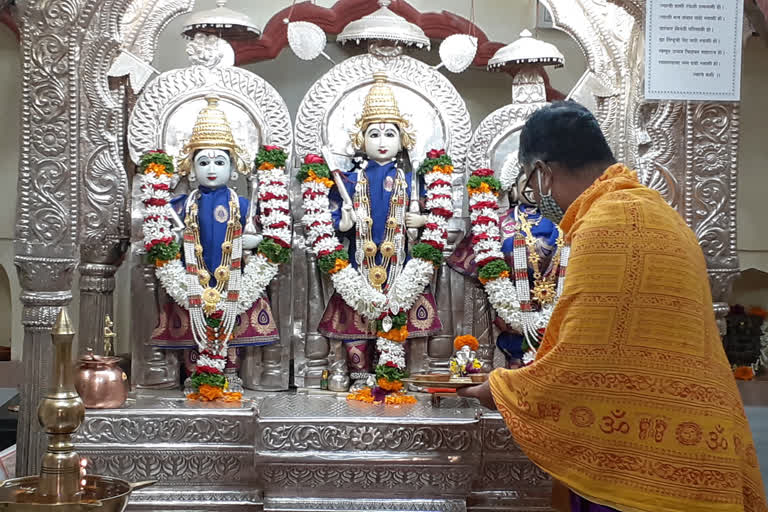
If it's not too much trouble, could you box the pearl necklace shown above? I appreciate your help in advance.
[511,205,567,347]
[353,160,408,292]
[183,188,243,353]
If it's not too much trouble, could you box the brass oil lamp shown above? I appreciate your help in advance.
[0,308,154,510]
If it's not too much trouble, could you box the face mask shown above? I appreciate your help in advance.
[535,165,565,224]
[510,167,536,206]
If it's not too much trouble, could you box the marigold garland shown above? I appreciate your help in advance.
[298,150,456,405]
[454,334,479,352]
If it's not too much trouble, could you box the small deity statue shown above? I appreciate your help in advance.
[449,335,483,379]
[140,95,291,400]
[318,72,441,382]
[103,315,116,357]
[450,168,564,368]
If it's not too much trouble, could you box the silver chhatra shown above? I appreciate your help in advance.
[337,0,430,50]
[182,0,261,41]
[488,29,565,70]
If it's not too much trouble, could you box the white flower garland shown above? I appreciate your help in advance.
[141,156,291,353]
[299,162,452,323]
[467,168,569,361]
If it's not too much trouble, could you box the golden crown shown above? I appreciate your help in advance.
[177,95,249,176]
[353,71,414,150]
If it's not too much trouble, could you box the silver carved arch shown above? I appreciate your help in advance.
[294,53,471,215]
[128,65,293,164]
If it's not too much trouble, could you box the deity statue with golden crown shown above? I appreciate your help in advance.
[298,72,456,404]
[138,95,291,401]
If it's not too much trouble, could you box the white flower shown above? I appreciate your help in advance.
[259,183,289,197]
[522,350,536,365]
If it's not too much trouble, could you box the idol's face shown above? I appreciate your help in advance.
[364,123,401,164]
[194,149,232,188]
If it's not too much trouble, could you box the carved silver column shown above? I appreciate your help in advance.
[303,253,330,388]
[14,0,84,475]
[78,264,118,354]
[131,262,180,388]
[15,260,76,476]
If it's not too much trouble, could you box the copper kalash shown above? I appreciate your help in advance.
[0,308,153,511]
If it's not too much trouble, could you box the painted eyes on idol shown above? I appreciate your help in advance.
[197,157,228,168]
[367,128,398,140]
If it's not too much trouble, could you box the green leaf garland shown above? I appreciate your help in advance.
[318,249,350,274]
[478,259,511,281]
[140,150,175,173]
[257,238,291,264]
[412,243,444,266]
[254,147,287,169]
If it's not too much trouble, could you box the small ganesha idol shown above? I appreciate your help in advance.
[450,335,484,381]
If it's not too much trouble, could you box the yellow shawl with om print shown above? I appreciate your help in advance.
[490,165,766,512]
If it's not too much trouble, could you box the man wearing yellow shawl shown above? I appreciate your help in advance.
[460,102,767,512]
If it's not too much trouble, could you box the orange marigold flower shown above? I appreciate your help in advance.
[734,366,755,381]
[454,334,479,352]
[145,162,171,178]
[384,393,418,405]
[431,164,454,175]
[377,378,403,392]
[377,325,408,343]
[259,162,275,171]
[307,170,334,188]
[498,270,510,279]
[468,182,496,196]
[198,383,225,401]
[222,392,243,402]
[328,258,349,275]
[347,388,375,403]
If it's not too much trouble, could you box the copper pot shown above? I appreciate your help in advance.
[74,349,128,409]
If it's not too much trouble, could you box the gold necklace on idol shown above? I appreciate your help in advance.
[185,192,239,314]
[354,162,408,292]
[517,207,564,306]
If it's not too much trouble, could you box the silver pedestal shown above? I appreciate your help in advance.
[74,390,553,511]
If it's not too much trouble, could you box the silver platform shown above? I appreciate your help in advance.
[73,390,552,511]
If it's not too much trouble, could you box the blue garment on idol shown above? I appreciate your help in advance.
[329,160,426,269]
[496,208,559,362]
[171,186,249,286]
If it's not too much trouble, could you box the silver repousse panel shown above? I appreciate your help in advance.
[294,53,471,212]
[258,394,478,422]
[128,65,293,165]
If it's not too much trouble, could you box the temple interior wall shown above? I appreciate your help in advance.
[0,1,765,359]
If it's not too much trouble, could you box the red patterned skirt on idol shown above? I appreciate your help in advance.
[317,290,442,373]
[150,296,280,349]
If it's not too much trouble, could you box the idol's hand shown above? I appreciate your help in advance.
[339,205,356,232]
[457,379,497,410]
[242,233,262,251]
[405,212,427,229]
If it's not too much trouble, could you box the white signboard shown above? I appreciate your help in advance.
[645,1,744,101]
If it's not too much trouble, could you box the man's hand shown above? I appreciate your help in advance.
[457,379,497,410]
[405,212,427,229]
[339,205,356,232]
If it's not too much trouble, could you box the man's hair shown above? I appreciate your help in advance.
[518,101,616,171]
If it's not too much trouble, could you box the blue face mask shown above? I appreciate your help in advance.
[535,165,565,224]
